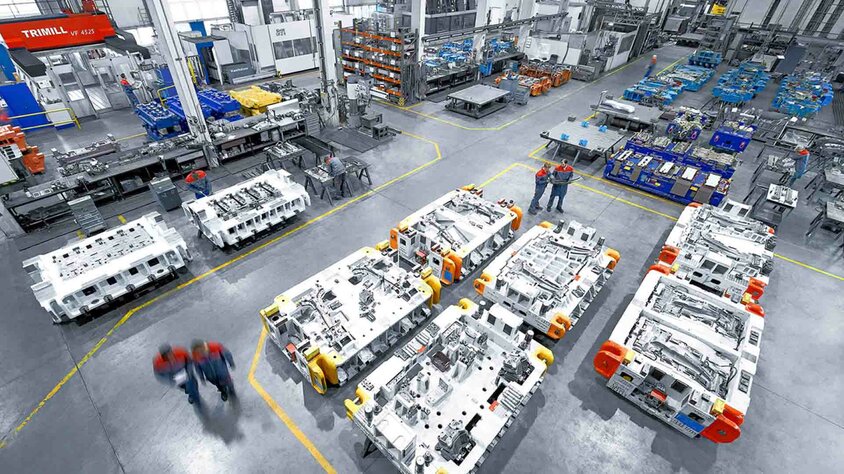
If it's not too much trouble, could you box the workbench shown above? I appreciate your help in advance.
[806,199,844,247]
[590,102,664,131]
[303,157,371,206]
[750,154,795,188]
[805,167,844,202]
[540,120,627,164]
[748,183,798,228]
[5,146,206,231]
[265,141,310,169]
[444,84,510,119]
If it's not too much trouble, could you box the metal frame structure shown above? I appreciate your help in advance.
[22,212,191,323]
[182,169,310,249]
[657,201,776,303]
[474,220,619,340]
[344,299,553,474]
[387,187,521,285]
[594,270,764,443]
[259,247,434,394]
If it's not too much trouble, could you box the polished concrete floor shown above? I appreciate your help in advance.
[1,44,843,473]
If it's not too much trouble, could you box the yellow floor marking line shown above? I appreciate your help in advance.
[246,159,535,469]
[117,214,127,224]
[115,132,147,142]
[378,53,648,132]
[512,163,681,220]
[0,132,442,448]
[249,329,337,473]
[479,162,522,188]
[772,253,844,282]
[527,145,686,209]
[76,230,85,240]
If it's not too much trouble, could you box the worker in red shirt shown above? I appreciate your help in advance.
[120,73,140,107]
[185,169,212,199]
[546,159,575,212]
[529,162,553,215]
[192,339,236,401]
[788,146,810,187]
[153,344,201,405]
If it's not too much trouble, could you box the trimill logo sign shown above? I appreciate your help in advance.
[21,26,69,38]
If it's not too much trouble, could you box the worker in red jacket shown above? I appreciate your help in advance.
[185,169,212,199]
[192,339,236,401]
[546,159,575,212]
[153,344,201,405]
[120,73,140,107]
[529,162,553,215]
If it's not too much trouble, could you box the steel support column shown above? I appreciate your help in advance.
[146,0,215,165]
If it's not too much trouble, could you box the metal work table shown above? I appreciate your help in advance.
[303,157,371,206]
[444,84,510,119]
[5,146,206,231]
[540,120,627,164]
[806,199,844,247]
[265,142,310,169]
[748,183,798,228]
[806,167,844,202]
[750,154,795,188]
[590,102,664,131]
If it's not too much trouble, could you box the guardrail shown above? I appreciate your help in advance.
[9,108,81,131]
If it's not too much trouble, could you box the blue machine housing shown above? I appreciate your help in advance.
[688,50,722,68]
[604,148,731,206]
[662,65,714,92]
[771,72,834,118]
[135,102,185,140]
[623,79,681,106]
[165,96,214,123]
[197,89,243,122]
[710,122,757,153]
[712,62,770,104]
[623,138,736,178]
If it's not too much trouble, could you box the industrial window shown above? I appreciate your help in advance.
[293,38,314,56]
[0,0,39,19]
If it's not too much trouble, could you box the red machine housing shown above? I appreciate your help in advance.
[0,12,116,52]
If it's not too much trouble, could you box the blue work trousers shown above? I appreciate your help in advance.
[124,86,139,106]
[546,185,568,210]
[530,183,548,211]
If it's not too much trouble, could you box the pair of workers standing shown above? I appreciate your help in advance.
[529,160,575,215]
[153,340,236,407]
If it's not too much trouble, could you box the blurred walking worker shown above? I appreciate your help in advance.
[192,340,236,401]
[153,344,201,405]
[529,162,553,215]
[644,55,658,78]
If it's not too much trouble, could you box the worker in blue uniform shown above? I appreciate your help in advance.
[191,339,236,401]
[788,146,810,187]
[529,163,553,215]
[120,73,140,107]
[185,169,212,199]
[325,154,346,200]
[153,344,201,405]
[546,160,575,212]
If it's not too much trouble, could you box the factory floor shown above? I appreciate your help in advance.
[2,44,843,473]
